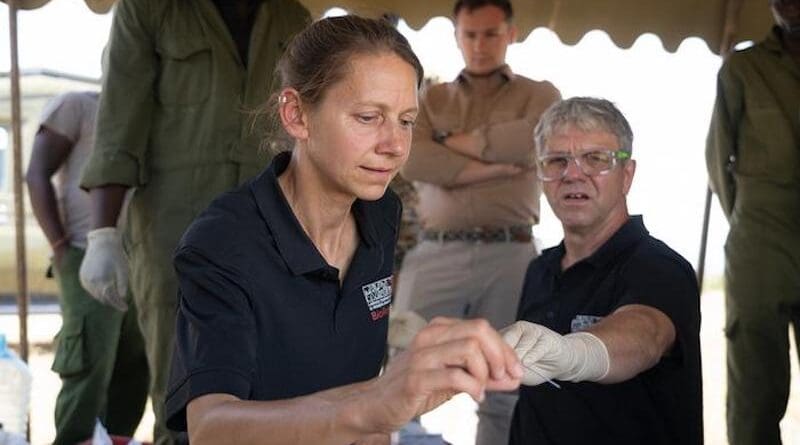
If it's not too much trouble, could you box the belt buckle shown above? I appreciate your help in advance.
[472,227,484,244]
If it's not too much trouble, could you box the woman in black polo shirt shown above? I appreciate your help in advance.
[165,15,522,444]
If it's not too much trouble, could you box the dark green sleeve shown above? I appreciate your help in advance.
[81,0,160,189]
[705,59,742,220]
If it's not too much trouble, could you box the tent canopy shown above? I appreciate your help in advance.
[0,0,775,363]
[5,0,775,54]
[302,0,774,53]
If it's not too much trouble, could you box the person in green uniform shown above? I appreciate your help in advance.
[77,1,310,444]
[27,91,149,445]
[706,0,800,443]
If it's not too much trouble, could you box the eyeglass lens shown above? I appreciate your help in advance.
[539,151,618,181]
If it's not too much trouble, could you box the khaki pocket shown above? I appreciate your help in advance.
[51,317,88,377]
[739,107,797,181]
[156,37,212,106]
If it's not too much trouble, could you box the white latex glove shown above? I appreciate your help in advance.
[79,227,129,311]
[387,310,428,349]
[501,320,609,386]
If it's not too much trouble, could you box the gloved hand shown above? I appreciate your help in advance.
[79,227,129,311]
[387,310,428,349]
[501,321,609,386]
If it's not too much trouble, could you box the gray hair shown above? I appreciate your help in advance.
[534,97,633,156]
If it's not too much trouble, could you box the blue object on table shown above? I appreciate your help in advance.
[396,420,450,445]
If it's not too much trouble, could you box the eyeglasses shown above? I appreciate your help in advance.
[537,149,631,182]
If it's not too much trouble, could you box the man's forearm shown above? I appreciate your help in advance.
[26,174,67,245]
[441,131,485,160]
[448,159,523,188]
[89,185,129,229]
[26,128,73,245]
[589,304,676,384]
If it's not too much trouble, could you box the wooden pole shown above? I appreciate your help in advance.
[7,0,30,364]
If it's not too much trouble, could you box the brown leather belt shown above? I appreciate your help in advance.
[420,225,533,243]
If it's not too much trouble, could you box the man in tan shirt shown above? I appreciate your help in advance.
[395,1,560,444]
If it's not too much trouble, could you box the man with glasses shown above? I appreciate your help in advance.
[706,1,800,443]
[395,1,560,443]
[503,97,703,445]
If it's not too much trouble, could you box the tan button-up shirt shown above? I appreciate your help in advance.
[402,66,561,230]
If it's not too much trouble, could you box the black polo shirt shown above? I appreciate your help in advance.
[509,216,703,445]
[165,151,401,431]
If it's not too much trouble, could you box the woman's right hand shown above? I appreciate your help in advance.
[362,317,523,434]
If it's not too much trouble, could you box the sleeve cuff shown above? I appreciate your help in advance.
[80,151,143,189]
[472,126,489,160]
[165,367,252,432]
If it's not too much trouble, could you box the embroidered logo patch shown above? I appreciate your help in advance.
[570,315,604,332]
[362,276,392,321]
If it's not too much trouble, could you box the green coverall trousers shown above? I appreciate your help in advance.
[52,246,149,445]
[725,200,800,445]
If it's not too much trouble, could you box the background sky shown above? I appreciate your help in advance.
[0,1,729,281]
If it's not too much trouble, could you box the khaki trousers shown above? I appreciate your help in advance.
[395,240,537,445]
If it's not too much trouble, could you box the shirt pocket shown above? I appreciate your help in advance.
[157,37,212,106]
[739,105,797,181]
[51,316,88,377]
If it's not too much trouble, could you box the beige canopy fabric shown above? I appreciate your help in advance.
[1,0,48,10]
[302,0,774,54]
[1,0,112,13]
[4,0,774,53]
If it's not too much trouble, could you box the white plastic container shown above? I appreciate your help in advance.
[0,428,28,445]
[0,333,32,437]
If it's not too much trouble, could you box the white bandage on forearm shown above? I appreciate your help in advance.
[560,332,610,382]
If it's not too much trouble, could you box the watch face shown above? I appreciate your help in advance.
[433,130,450,143]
